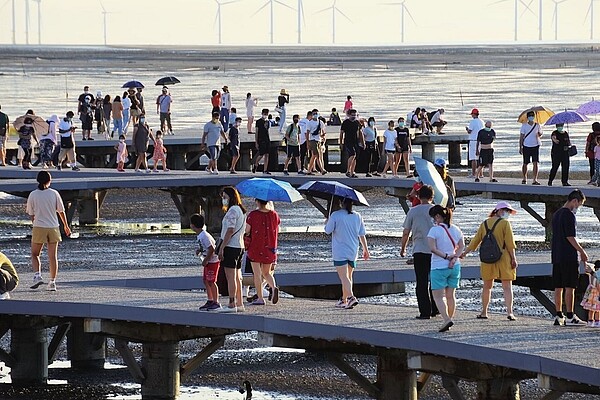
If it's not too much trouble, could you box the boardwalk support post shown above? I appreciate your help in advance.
[376,351,417,400]
[48,322,71,363]
[180,336,225,379]
[10,327,48,386]
[326,352,381,399]
[77,189,100,225]
[141,341,180,400]
[67,319,105,370]
[114,339,145,384]
[476,378,521,400]
[538,374,600,396]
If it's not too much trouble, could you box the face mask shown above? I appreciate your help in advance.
[349,115,357,121]
[313,114,319,119]
[500,212,510,220]
[572,207,579,215]
[139,118,145,124]
[222,198,229,207]
[235,122,241,127]
[398,122,405,128]
[262,115,268,120]
[369,121,375,127]
[557,127,564,132]
[119,139,125,143]
[293,120,299,124]
[527,116,535,122]
[484,127,492,131]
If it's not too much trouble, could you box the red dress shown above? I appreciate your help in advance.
[246,210,280,264]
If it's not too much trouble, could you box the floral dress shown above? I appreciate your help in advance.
[581,274,600,311]
[153,137,166,161]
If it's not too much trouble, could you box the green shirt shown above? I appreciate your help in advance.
[0,252,19,283]
[0,111,8,134]
[286,124,299,146]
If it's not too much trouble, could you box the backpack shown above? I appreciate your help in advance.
[479,219,503,264]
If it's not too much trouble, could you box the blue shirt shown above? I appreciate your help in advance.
[324,209,366,262]
[363,126,376,142]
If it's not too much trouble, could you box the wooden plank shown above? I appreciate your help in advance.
[326,352,381,399]
[48,323,71,363]
[180,336,225,380]
[114,339,145,384]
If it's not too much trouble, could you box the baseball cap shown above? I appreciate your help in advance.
[434,158,447,168]
[494,201,517,214]
[471,108,479,115]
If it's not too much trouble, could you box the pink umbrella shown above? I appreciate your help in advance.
[576,100,600,116]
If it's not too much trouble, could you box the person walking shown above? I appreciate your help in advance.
[519,111,543,185]
[114,134,128,172]
[102,95,112,139]
[253,108,272,175]
[17,116,39,170]
[156,87,173,135]
[306,110,327,175]
[283,114,302,175]
[229,117,242,174]
[56,112,80,171]
[151,131,168,172]
[298,110,312,174]
[0,105,9,166]
[220,85,231,131]
[128,89,142,126]
[585,122,600,184]
[245,93,258,134]
[218,186,247,313]
[94,91,104,136]
[427,205,464,332]
[27,171,71,292]
[324,197,370,309]
[277,89,289,134]
[475,120,498,183]
[202,111,228,175]
[80,94,94,141]
[132,114,154,173]
[112,96,124,136]
[343,96,353,114]
[395,116,412,177]
[121,91,132,134]
[467,108,484,178]
[136,87,146,116]
[551,189,588,326]
[340,109,363,178]
[591,135,600,186]
[461,201,519,320]
[548,123,572,186]
[381,120,397,178]
[245,199,281,306]
[401,185,439,319]
[38,115,58,169]
[191,214,221,311]
[363,116,380,177]
[0,252,19,300]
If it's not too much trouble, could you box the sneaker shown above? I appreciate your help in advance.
[565,316,584,326]
[345,296,359,309]
[237,305,246,313]
[71,166,80,171]
[475,178,480,182]
[152,169,159,173]
[594,321,600,328]
[47,281,57,292]
[271,287,279,305]
[587,320,595,327]
[0,292,10,300]
[164,169,170,172]
[56,165,62,171]
[206,302,222,311]
[145,169,152,174]
[335,298,346,308]
[217,306,237,313]
[31,275,44,289]
[553,316,565,326]
[263,171,271,175]
[372,172,381,177]
[199,300,212,311]
[283,170,289,175]
[366,173,372,177]
[298,170,305,175]
[251,298,266,305]
[247,294,259,303]
[212,170,219,175]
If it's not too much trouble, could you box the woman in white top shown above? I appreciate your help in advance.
[427,205,464,332]
[26,171,71,291]
[218,186,247,313]
[381,120,398,178]
[121,91,132,134]
[245,92,258,134]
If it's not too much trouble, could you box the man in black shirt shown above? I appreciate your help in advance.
[475,120,497,183]
[551,189,588,326]
[254,108,271,175]
[340,109,363,178]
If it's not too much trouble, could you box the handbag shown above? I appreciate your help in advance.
[274,104,283,114]
[215,223,244,253]
[568,145,577,157]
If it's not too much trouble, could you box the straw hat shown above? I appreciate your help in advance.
[280,89,288,95]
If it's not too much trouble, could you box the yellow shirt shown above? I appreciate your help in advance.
[0,251,19,284]
[466,217,516,267]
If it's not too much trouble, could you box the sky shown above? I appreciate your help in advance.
[0,0,597,46]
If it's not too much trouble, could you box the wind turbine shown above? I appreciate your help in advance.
[584,0,598,40]
[253,0,294,44]
[490,0,536,41]
[297,0,305,44]
[24,0,29,44]
[381,1,416,43]
[214,0,238,45]
[11,0,16,44]
[538,0,543,40]
[318,0,351,44]
[32,0,40,44]
[551,0,567,40]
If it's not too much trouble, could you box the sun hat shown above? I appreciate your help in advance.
[494,201,517,214]
[280,89,288,95]
[222,85,228,90]
[434,158,447,168]
[470,108,479,115]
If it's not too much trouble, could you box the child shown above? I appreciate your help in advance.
[381,120,398,178]
[228,107,237,130]
[191,214,221,311]
[284,114,302,175]
[591,136,600,186]
[581,261,600,327]
[152,130,169,172]
[114,135,128,172]
[229,117,242,174]
[406,171,423,207]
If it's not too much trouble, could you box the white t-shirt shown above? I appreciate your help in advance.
[383,129,396,151]
[324,209,366,262]
[427,223,464,270]
[468,118,484,141]
[203,121,224,146]
[245,97,257,117]
[221,92,231,109]
[197,230,219,264]
[122,97,131,110]
[306,119,324,141]
[26,188,65,228]
[430,111,443,124]
[520,122,542,147]
[298,118,310,145]
[220,205,245,248]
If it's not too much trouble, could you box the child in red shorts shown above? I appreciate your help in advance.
[191,214,221,311]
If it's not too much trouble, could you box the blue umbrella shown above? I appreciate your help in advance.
[236,178,303,203]
[297,180,369,206]
[413,157,448,207]
[544,111,589,126]
[122,80,145,89]
[576,100,600,116]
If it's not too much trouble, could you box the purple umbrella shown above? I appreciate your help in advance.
[576,100,600,116]
[544,111,589,126]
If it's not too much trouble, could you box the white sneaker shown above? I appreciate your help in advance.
[335,298,346,308]
[553,316,565,326]
[565,316,584,326]
[217,306,237,313]
[47,281,57,292]
[31,275,44,289]
[588,321,595,327]
[594,321,600,328]
[0,292,10,300]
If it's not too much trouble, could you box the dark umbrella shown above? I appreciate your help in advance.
[155,76,181,86]
[122,80,145,89]
[298,181,369,206]
[544,111,588,126]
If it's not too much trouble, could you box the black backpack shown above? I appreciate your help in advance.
[479,219,503,264]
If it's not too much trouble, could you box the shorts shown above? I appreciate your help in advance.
[345,144,360,157]
[208,145,220,160]
[478,148,494,166]
[552,261,579,289]
[221,246,244,269]
[334,260,357,268]
[432,121,447,127]
[286,145,300,158]
[308,140,319,154]
[430,265,461,290]
[469,141,478,161]
[130,108,140,118]
[203,261,220,283]
[257,141,270,156]
[230,144,239,157]
[385,149,396,154]
[81,114,93,130]
[32,226,62,244]
[522,145,540,164]
[0,135,6,149]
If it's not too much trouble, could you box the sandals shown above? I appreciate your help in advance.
[476,314,489,319]
[507,314,517,321]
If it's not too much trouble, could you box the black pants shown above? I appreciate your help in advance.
[300,142,308,170]
[365,140,378,173]
[0,269,17,294]
[589,157,596,180]
[549,150,570,185]
[413,252,438,318]
[22,147,32,164]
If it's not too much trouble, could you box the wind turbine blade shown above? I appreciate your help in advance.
[489,0,509,6]
[404,5,417,25]
[221,0,240,4]
[519,0,536,15]
[336,7,352,22]
[252,1,271,17]
[275,0,295,10]
[300,0,306,26]
[317,5,332,13]
[98,0,106,12]
[584,1,592,22]
[0,0,11,11]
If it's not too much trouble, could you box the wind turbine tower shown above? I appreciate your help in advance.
[551,0,567,40]
[382,1,416,43]
[33,0,41,44]
[253,0,294,44]
[318,0,351,44]
[297,0,305,44]
[585,0,597,40]
[11,0,16,44]
[214,0,239,45]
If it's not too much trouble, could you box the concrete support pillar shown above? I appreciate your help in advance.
[169,150,187,170]
[476,379,520,400]
[67,320,105,370]
[376,353,417,400]
[141,342,180,400]
[200,188,224,234]
[420,143,435,163]
[268,141,280,172]
[239,148,251,171]
[448,142,462,167]
[10,327,48,386]
[77,190,100,225]
[544,201,563,242]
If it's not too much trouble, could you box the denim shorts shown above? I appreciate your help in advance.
[430,264,461,290]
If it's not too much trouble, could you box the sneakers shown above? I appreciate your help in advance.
[553,316,565,326]
[565,315,584,326]
[345,296,359,309]
[283,170,289,176]
[47,281,57,292]
[0,292,10,300]
[217,306,237,313]
[199,300,212,311]
[250,298,266,306]
[206,302,222,311]
[31,275,44,289]
[72,166,80,171]
[594,321,600,328]
[335,298,346,308]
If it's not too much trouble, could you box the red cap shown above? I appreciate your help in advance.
[470,108,479,115]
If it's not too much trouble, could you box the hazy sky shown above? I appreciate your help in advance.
[0,0,597,46]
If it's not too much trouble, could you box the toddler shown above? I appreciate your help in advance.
[152,130,169,172]
[581,261,600,327]
[114,135,128,172]
[191,214,221,311]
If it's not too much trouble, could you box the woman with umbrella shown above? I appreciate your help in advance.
[324,196,370,310]
[548,123,572,186]
[16,116,40,170]
[585,122,600,184]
